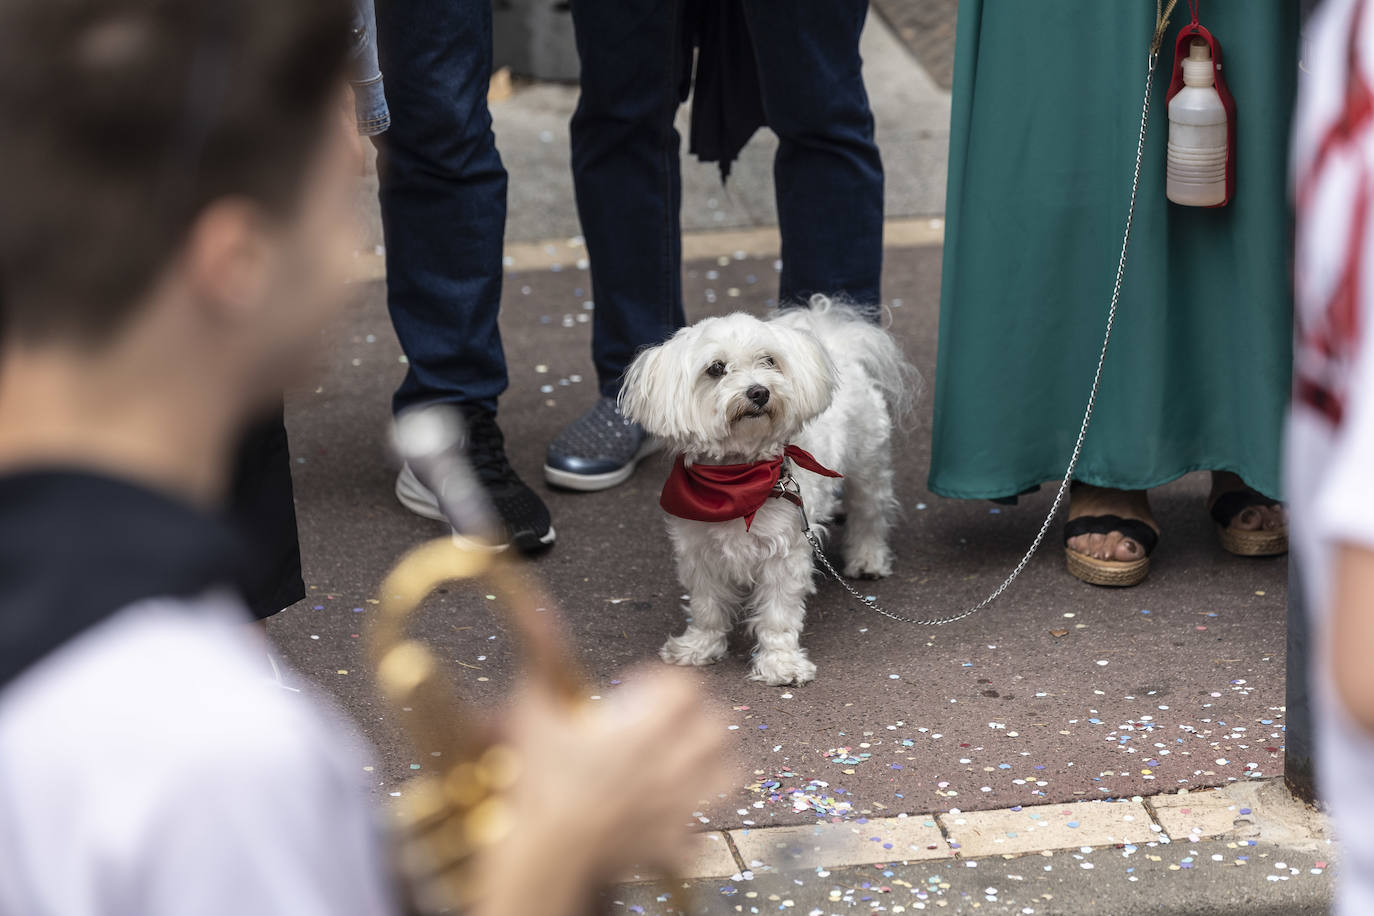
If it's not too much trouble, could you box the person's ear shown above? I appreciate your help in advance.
[180,197,275,325]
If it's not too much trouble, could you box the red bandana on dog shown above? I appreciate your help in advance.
[659,445,842,530]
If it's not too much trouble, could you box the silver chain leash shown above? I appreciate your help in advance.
[802,51,1162,627]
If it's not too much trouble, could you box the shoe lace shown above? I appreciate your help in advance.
[463,412,517,483]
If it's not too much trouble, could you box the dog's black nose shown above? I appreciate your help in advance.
[746,385,770,407]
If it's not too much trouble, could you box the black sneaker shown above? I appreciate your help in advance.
[395,409,555,553]
[544,396,661,491]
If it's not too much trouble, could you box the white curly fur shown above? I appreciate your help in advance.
[620,295,918,686]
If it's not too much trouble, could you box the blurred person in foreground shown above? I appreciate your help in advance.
[1290,0,1374,912]
[0,2,724,915]
[232,0,388,631]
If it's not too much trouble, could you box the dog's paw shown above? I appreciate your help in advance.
[660,631,729,667]
[843,542,893,579]
[748,650,817,687]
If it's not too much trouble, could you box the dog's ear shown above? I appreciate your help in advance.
[773,324,835,421]
[619,340,690,439]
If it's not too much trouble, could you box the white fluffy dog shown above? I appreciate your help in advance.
[620,296,914,686]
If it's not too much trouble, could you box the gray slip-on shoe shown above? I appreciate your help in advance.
[544,397,661,492]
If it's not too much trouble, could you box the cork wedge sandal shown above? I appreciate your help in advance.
[1209,491,1288,557]
[1063,515,1160,588]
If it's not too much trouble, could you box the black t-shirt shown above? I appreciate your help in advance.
[0,470,251,690]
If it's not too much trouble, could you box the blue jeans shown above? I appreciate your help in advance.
[348,0,389,135]
[374,0,507,414]
[571,0,884,397]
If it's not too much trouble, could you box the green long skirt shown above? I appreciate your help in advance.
[928,2,1297,501]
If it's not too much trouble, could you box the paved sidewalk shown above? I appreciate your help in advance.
[276,240,1289,827]
[871,0,958,89]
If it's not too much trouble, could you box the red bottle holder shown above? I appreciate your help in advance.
[1164,3,1236,207]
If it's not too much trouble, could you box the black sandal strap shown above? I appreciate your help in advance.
[1063,514,1159,556]
[1210,491,1280,528]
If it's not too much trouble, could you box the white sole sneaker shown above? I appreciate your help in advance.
[394,463,448,521]
[543,438,663,492]
[394,464,555,552]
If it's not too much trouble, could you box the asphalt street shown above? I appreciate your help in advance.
[612,835,1331,916]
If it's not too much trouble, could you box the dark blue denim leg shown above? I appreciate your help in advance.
[570,0,688,398]
[741,0,884,309]
[374,0,507,414]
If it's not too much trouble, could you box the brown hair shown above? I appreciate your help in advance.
[0,0,353,343]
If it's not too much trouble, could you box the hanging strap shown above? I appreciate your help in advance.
[1163,0,1237,207]
[1152,0,1181,56]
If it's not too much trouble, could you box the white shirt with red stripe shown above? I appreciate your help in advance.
[1289,1,1374,912]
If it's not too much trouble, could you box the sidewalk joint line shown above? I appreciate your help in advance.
[1140,794,1172,842]
[930,811,961,860]
[720,829,748,873]
[347,216,945,284]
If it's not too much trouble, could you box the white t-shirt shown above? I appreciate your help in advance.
[0,595,398,916]
[1288,1,1374,913]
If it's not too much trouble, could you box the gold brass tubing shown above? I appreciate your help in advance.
[369,535,696,914]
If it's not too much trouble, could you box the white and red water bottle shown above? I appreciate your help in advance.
[1166,39,1229,207]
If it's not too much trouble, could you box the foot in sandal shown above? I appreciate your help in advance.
[1208,471,1287,557]
[1063,483,1160,587]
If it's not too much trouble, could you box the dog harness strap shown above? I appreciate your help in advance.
[659,445,840,530]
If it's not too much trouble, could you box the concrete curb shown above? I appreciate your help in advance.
[619,779,1331,884]
[347,216,946,284]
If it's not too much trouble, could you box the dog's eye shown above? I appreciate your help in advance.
[760,354,776,368]
[705,360,727,378]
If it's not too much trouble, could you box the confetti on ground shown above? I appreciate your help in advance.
[288,251,1294,916]
[748,770,855,819]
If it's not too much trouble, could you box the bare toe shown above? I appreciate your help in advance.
[1113,536,1145,562]
[1089,533,1112,559]
[1208,474,1286,534]
[1234,506,1264,531]
[1098,531,1122,560]
[1065,485,1159,564]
